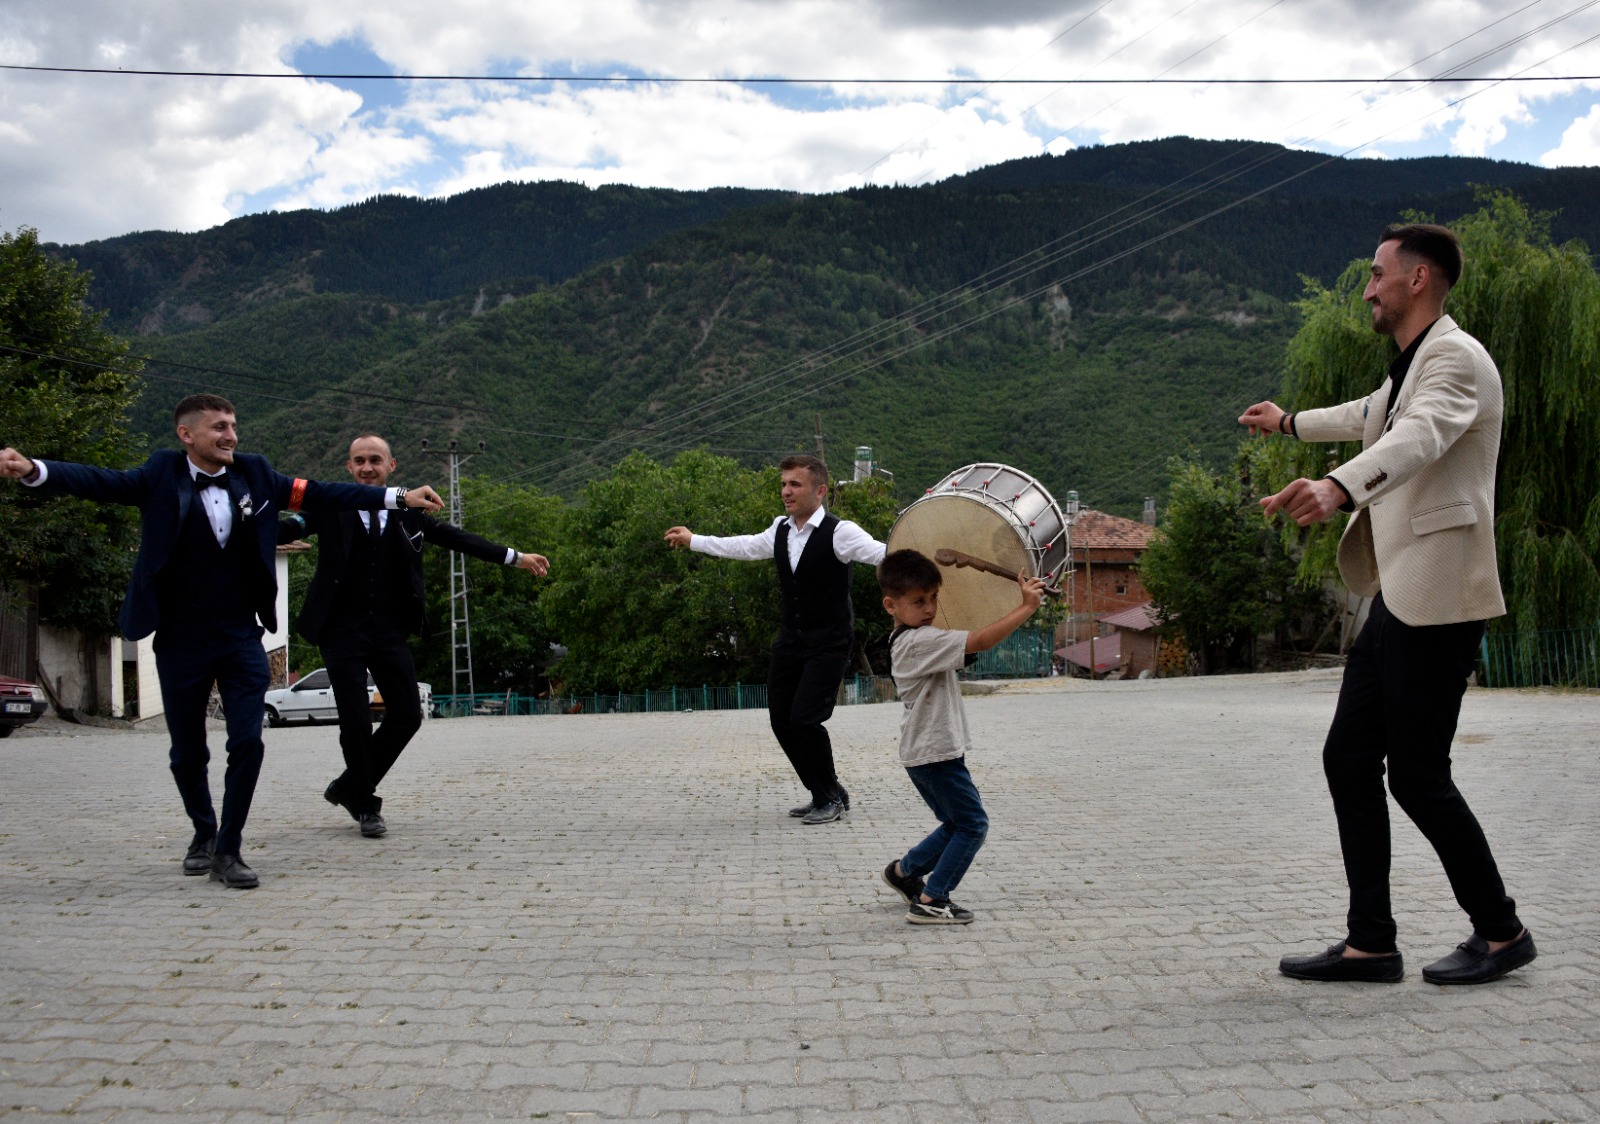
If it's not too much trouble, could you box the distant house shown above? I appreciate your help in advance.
[1097,600,1189,679]
[1058,508,1156,658]
[1055,631,1123,678]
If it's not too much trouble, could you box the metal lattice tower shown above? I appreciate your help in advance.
[423,438,483,700]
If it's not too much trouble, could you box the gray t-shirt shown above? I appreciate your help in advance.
[890,625,972,767]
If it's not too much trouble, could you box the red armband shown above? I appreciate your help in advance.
[288,478,308,512]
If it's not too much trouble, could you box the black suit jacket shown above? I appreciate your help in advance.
[284,508,512,645]
[34,449,387,640]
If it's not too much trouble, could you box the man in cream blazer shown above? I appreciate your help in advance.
[1239,223,1534,987]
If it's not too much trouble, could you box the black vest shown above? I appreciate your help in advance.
[775,514,853,635]
[158,495,259,634]
[329,513,401,631]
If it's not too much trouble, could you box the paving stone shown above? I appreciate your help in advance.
[0,671,1594,1120]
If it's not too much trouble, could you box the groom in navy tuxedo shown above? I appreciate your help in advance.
[0,394,444,888]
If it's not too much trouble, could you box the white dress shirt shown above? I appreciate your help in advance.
[689,506,886,569]
[190,465,235,545]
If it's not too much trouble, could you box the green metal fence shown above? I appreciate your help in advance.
[1479,623,1600,689]
[964,626,1056,679]
[433,674,899,719]
[431,626,1059,719]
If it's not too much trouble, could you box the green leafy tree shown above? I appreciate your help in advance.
[540,450,784,692]
[415,476,565,694]
[1258,192,1600,633]
[1141,455,1325,673]
[0,227,144,634]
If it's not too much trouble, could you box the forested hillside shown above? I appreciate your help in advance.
[44,137,1600,518]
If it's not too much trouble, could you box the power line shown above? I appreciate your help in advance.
[2,63,1595,85]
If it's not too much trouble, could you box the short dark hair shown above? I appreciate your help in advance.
[778,454,828,487]
[1379,222,1463,288]
[173,393,236,427]
[878,549,942,597]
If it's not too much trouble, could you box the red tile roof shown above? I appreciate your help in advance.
[1099,601,1160,631]
[1054,632,1123,673]
[1072,509,1156,551]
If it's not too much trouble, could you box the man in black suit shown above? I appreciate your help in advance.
[0,394,444,888]
[281,433,549,839]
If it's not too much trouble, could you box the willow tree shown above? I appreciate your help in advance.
[1257,191,1600,636]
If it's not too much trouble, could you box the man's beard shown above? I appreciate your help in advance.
[1369,303,1399,336]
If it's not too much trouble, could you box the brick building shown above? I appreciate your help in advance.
[1058,508,1156,652]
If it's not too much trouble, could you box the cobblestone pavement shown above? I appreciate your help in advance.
[1,670,1596,1122]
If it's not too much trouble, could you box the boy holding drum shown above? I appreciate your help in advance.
[877,549,1045,923]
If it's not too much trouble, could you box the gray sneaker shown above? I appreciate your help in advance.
[907,898,974,925]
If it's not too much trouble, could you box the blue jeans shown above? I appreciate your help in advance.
[901,757,988,901]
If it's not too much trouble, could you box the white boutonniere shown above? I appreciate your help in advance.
[237,492,254,519]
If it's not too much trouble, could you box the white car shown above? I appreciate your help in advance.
[263,669,433,728]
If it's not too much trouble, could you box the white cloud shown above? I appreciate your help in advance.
[1542,101,1600,166]
[1,0,1597,243]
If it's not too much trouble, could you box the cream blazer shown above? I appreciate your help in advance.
[1293,315,1505,626]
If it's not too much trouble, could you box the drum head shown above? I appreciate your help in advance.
[887,495,1034,632]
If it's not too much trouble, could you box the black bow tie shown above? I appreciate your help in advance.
[195,472,229,491]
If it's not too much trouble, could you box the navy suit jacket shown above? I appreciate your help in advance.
[282,509,512,645]
[34,448,388,640]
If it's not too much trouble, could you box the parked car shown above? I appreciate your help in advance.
[369,680,432,721]
[0,675,49,737]
[263,670,432,728]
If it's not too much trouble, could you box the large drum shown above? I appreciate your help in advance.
[886,463,1068,631]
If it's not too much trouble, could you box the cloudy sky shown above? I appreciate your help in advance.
[4,0,1600,246]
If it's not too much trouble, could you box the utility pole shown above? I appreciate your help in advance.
[1064,490,1095,678]
[422,437,484,703]
[813,414,826,465]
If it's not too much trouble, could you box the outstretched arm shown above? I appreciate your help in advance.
[965,572,1046,654]
[665,519,780,560]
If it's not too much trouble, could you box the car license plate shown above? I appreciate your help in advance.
[4,702,29,714]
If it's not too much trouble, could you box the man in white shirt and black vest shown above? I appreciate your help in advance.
[665,454,886,823]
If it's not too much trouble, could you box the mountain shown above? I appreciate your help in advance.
[44,138,1600,518]
[49,181,792,335]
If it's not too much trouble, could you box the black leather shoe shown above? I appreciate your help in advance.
[359,811,387,838]
[788,801,815,818]
[209,853,259,889]
[182,834,215,876]
[324,779,361,823]
[1279,941,1403,982]
[802,800,843,825]
[1422,930,1536,985]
